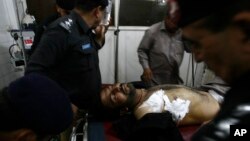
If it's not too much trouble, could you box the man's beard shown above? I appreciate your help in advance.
[123,83,137,108]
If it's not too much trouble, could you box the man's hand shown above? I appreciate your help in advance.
[142,68,153,82]
[94,25,108,46]
[71,103,78,126]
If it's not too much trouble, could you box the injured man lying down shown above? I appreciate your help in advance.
[101,83,229,126]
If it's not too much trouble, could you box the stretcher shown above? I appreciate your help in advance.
[70,112,200,141]
[70,84,201,141]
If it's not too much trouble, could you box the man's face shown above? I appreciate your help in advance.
[100,83,136,109]
[164,16,178,33]
[182,18,242,83]
[93,6,106,28]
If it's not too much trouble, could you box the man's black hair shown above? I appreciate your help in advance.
[178,0,250,32]
[76,0,108,11]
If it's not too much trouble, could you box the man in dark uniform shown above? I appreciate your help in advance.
[25,0,109,115]
[177,0,250,140]
[28,0,76,58]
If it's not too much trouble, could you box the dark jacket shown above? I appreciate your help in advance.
[25,11,102,111]
[28,13,60,57]
[192,71,250,141]
[113,112,184,141]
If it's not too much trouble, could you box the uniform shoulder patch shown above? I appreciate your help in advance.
[59,18,73,33]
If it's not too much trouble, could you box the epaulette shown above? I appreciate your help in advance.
[59,18,74,33]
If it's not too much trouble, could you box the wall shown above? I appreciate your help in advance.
[0,0,26,89]
[99,29,116,84]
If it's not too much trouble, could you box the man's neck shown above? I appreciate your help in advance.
[133,89,147,108]
[74,9,93,28]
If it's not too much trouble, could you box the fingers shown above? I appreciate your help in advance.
[142,68,153,81]
[95,25,103,34]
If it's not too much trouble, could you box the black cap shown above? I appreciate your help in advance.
[56,0,76,10]
[177,0,235,27]
[0,73,73,135]
[76,0,108,8]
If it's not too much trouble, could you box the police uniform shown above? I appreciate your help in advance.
[25,11,102,110]
[28,13,60,58]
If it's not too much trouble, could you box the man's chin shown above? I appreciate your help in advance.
[125,83,136,108]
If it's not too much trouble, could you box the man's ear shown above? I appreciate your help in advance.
[232,12,250,42]
[15,129,37,141]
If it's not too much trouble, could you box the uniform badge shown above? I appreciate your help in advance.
[59,18,73,33]
[82,43,91,50]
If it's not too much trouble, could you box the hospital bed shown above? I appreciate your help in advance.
[70,84,201,141]
[70,114,200,141]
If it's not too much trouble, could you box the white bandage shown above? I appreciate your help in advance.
[164,96,191,122]
[138,89,191,122]
[138,90,165,113]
